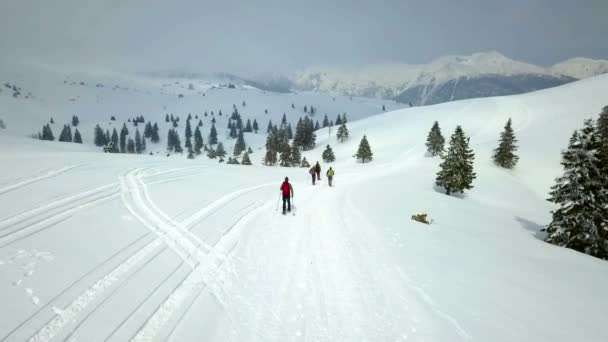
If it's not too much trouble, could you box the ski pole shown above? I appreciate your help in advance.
[276,193,281,211]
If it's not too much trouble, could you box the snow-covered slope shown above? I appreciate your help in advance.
[1,72,607,342]
[292,51,607,105]
[550,57,608,79]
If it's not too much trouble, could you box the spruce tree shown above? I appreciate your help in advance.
[173,130,183,153]
[167,129,175,152]
[382,105,386,111]
[73,129,82,143]
[207,146,217,159]
[144,121,152,138]
[241,152,252,165]
[135,129,143,153]
[597,106,608,168]
[493,118,519,168]
[342,113,347,124]
[247,146,253,154]
[267,120,273,134]
[208,123,218,145]
[290,142,301,166]
[253,119,259,133]
[435,126,476,195]
[215,142,226,158]
[322,144,336,162]
[94,124,105,146]
[355,135,373,163]
[111,128,119,152]
[127,138,135,153]
[120,123,129,153]
[104,130,111,146]
[185,119,192,140]
[198,119,203,127]
[245,119,252,132]
[322,114,329,128]
[425,121,445,156]
[281,113,287,127]
[185,135,193,154]
[336,122,349,143]
[234,130,246,156]
[304,105,308,113]
[151,123,160,143]
[141,135,146,152]
[194,126,204,154]
[230,125,237,139]
[314,120,320,130]
[287,123,293,140]
[166,114,170,122]
[279,143,291,167]
[545,120,608,259]
[336,114,342,126]
[50,117,54,124]
[72,115,79,127]
[264,130,278,165]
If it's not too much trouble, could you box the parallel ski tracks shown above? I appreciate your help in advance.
[8,167,271,342]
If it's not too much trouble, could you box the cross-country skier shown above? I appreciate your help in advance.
[315,161,321,181]
[280,177,294,214]
[309,167,316,185]
[326,167,335,187]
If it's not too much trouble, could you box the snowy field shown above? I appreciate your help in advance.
[0,67,608,341]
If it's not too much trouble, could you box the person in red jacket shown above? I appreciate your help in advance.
[280,177,294,214]
[314,161,321,181]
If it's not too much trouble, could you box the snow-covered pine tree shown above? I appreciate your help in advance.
[111,128,119,152]
[50,117,54,124]
[281,113,287,127]
[185,134,193,154]
[166,129,175,152]
[545,120,608,259]
[94,125,105,146]
[135,129,143,153]
[151,123,160,143]
[73,129,82,143]
[173,130,183,153]
[355,135,373,163]
[264,130,278,165]
[185,119,192,140]
[241,152,252,165]
[198,119,203,127]
[194,126,203,154]
[207,146,216,159]
[72,115,79,127]
[336,122,349,143]
[127,138,135,153]
[425,121,445,156]
[304,105,308,113]
[314,120,320,130]
[322,114,329,128]
[144,121,152,138]
[597,106,608,168]
[253,119,259,133]
[104,130,110,146]
[120,123,129,153]
[141,135,146,152]
[435,126,476,195]
[208,123,218,145]
[165,114,170,122]
[279,143,291,167]
[233,130,246,156]
[245,119,252,132]
[290,142,301,166]
[335,115,342,126]
[322,144,335,162]
[267,120,273,134]
[493,118,519,168]
[215,142,226,158]
[342,113,347,124]
[287,123,293,140]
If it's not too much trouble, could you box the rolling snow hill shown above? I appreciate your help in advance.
[291,51,608,106]
[0,70,607,341]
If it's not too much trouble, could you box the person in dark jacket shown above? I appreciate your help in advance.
[309,167,316,185]
[315,161,321,181]
[280,177,294,214]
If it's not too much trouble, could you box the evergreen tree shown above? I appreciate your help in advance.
[211,117,216,124]
[227,119,232,130]
[234,130,246,156]
[342,113,347,124]
[355,135,373,163]
[245,119,253,132]
[265,109,268,114]
[493,118,519,168]
[242,100,246,107]
[141,135,146,152]
[215,142,227,158]
[292,103,295,109]
[322,114,329,128]
[207,146,217,159]
[247,146,253,154]
[304,105,308,113]
[314,120,320,130]
[253,119,259,133]
[267,120,273,134]
[198,119,203,127]
[104,130,111,146]
[545,120,608,259]
[120,123,129,153]
[167,129,175,152]
[50,117,54,124]
[425,121,445,156]
[194,126,204,154]
[382,105,386,111]
[111,128,119,152]
[150,123,160,143]
[72,115,79,127]
[264,130,278,165]
[185,135,193,154]
[336,122,349,143]
[111,116,116,121]
[322,144,335,162]
[173,130,183,153]
[187,113,192,121]
[144,121,153,138]
[208,123,218,145]
[127,138,135,153]
[287,123,293,140]
[336,114,342,126]
[59,125,73,142]
[135,129,143,153]
[73,129,82,143]
[94,124,105,146]
[185,119,192,140]
[230,124,238,139]
[435,126,476,195]
[290,142,301,166]
[165,114,170,122]
[172,120,178,128]
[279,143,291,166]
[241,152,252,165]
[41,124,55,141]
[281,113,287,127]
[597,106,608,168]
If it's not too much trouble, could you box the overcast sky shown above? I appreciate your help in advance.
[1,0,606,75]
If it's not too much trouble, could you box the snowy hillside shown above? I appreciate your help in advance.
[1,72,608,342]
[0,62,402,155]
[292,51,608,105]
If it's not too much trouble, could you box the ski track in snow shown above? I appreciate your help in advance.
[21,166,272,342]
[0,164,82,195]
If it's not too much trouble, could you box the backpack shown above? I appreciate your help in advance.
[327,169,334,177]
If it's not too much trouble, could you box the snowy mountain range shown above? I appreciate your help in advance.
[288,51,608,105]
